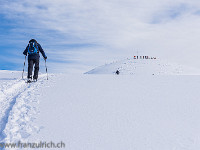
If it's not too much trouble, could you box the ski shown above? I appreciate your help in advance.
[25,80,37,83]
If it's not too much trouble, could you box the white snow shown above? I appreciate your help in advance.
[85,58,200,75]
[1,61,200,150]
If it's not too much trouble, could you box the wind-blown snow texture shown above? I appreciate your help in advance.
[1,61,200,150]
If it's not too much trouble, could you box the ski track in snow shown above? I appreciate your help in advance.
[0,74,51,150]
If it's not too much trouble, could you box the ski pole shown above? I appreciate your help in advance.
[45,59,48,80]
[22,55,26,79]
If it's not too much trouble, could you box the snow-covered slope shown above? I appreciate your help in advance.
[86,58,200,75]
[1,70,200,150]
[0,70,50,150]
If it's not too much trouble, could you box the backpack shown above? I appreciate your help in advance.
[28,40,38,54]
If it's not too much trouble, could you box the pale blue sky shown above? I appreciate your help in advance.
[1,0,200,73]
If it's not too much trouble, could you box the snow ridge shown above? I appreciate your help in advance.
[85,58,200,75]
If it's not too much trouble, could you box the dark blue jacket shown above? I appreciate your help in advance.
[23,43,47,60]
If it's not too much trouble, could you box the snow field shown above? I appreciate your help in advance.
[1,69,200,150]
[0,73,51,150]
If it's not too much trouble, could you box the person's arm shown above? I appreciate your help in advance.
[23,45,29,56]
[38,43,47,59]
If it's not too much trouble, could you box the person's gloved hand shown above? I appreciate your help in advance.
[23,52,27,56]
[44,56,47,60]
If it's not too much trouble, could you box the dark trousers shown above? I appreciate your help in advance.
[28,58,39,79]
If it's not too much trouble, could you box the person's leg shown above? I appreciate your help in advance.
[33,58,39,80]
[28,59,34,79]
